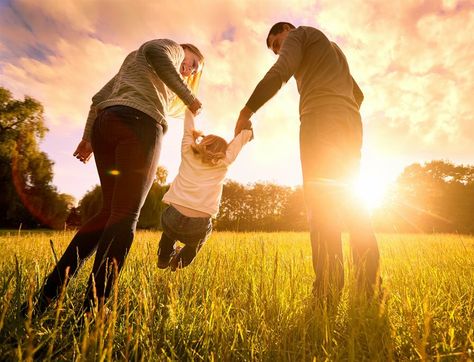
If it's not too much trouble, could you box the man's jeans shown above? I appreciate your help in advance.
[299,106,380,296]
[41,105,163,309]
[158,205,212,268]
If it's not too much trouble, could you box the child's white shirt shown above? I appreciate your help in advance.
[162,110,252,217]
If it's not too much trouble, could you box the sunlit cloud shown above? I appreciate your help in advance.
[0,0,472,201]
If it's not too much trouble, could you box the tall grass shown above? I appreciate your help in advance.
[0,231,473,360]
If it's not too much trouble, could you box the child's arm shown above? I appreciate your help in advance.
[224,128,253,164]
[181,109,196,150]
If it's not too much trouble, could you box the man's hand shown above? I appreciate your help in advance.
[187,98,202,116]
[73,140,93,164]
[234,106,254,136]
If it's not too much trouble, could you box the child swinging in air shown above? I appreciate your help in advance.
[158,109,253,270]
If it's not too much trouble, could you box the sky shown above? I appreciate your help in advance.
[1,0,473,204]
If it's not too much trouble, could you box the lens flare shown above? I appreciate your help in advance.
[11,146,58,228]
[108,169,120,176]
[353,175,389,212]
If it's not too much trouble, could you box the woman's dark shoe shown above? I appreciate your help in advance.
[19,293,52,319]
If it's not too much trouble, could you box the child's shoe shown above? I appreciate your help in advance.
[157,247,173,269]
[169,246,183,271]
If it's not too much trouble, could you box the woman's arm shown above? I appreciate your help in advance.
[142,40,195,106]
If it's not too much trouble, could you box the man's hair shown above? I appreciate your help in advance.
[266,22,296,48]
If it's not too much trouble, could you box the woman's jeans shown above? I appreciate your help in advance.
[41,105,163,309]
[158,205,212,268]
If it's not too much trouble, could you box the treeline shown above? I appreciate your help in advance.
[1,86,474,233]
[74,160,474,234]
[373,161,474,234]
[76,180,308,232]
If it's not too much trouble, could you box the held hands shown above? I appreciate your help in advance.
[234,106,254,137]
[73,139,93,164]
[187,98,202,116]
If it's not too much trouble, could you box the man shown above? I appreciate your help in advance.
[235,22,380,298]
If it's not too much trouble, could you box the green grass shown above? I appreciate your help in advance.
[0,231,473,360]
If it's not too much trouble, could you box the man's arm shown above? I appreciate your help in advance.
[234,106,254,137]
[352,77,364,109]
[235,30,304,135]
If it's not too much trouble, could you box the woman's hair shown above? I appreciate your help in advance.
[190,130,228,165]
[168,43,205,118]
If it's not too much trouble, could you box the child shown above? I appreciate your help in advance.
[158,109,253,270]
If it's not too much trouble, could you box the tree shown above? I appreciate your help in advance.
[77,166,170,229]
[373,160,474,233]
[215,181,306,231]
[0,86,73,228]
[155,165,168,185]
[214,181,249,230]
[246,183,293,230]
[137,183,169,229]
[280,186,307,230]
[138,166,169,229]
[78,185,102,224]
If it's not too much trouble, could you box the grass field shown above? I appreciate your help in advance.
[0,230,473,361]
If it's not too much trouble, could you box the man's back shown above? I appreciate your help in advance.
[276,26,360,116]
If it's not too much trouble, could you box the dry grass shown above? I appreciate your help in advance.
[0,230,473,360]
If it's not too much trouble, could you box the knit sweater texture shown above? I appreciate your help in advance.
[82,39,195,141]
[246,26,362,116]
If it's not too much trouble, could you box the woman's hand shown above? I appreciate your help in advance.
[73,140,93,164]
[187,98,202,116]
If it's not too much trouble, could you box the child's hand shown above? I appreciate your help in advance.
[248,127,255,141]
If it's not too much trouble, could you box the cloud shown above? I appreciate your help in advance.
[313,0,474,157]
[2,37,125,128]
[1,0,473,200]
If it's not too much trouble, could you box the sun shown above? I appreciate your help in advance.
[352,172,391,212]
[353,177,388,212]
[349,153,401,212]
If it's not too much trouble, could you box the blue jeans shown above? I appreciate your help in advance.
[41,105,163,309]
[158,205,212,268]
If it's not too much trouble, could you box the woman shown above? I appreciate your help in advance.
[23,39,205,316]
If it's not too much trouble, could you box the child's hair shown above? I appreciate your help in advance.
[191,130,228,165]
